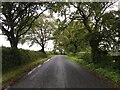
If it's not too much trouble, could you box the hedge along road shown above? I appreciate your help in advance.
[10,55,113,88]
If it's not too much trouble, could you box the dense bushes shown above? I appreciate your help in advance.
[2,47,47,73]
[74,52,120,70]
[75,52,92,63]
[111,56,120,70]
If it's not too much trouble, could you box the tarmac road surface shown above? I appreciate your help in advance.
[10,55,113,88]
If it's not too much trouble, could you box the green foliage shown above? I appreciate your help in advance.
[111,56,120,70]
[2,55,51,88]
[2,47,47,73]
[75,51,120,70]
[21,14,56,52]
[75,52,86,59]
[2,2,46,48]
[54,2,119,65]
[53,20,90,54]
[81,53,92,63]
[75,52,91,63]
[66,55,120,85]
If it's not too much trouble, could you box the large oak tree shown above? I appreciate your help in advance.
[1,2,51,48]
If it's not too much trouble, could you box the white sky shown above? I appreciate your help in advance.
[0,10,55,51]
[0,35,54,51]
[0,2,119,51]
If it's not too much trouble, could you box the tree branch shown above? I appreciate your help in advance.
[18,7,48,37]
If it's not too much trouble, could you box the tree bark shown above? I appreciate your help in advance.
[89,33,108,65]
[8,36,19,49]
[89,32,101,64]
[41,45,45,53]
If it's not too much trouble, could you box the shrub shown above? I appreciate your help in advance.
[75,52,85,59]
[2,47,46,73]
[81,53,91,63]
[68,52,74,56]
[112,56,120,70]
[75,52,91,63]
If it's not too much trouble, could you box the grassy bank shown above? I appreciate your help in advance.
[65,55,120,87]
[2,47,54,88]
[2,55,52,88]
[2,47,47,73]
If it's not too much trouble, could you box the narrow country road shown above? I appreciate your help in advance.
[10,55,113,88]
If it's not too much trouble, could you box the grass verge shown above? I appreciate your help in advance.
[2,55,53,89]
[65,55,120,88]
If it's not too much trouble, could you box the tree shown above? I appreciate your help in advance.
[51,2,117,63]
[69,2,117,64]
[100,10,120,53]
[21,14,56,53]
[53,20,90,55]
[1,2,51,48]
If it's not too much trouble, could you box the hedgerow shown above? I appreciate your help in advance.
[2,47,46,73]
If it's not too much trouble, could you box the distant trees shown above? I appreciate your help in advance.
[21,14,56,53]
[1,2,51,48]
[53,20,90,55]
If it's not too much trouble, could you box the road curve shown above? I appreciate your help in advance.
[10,55,113,88]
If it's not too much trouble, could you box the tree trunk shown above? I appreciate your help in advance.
[41,44,47,58]
[73,44,77,56]
[89,34,108,65]
[8,36,19,49]
[41,45,45,53]
[90,46,100,64]
[89,33,101,64]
